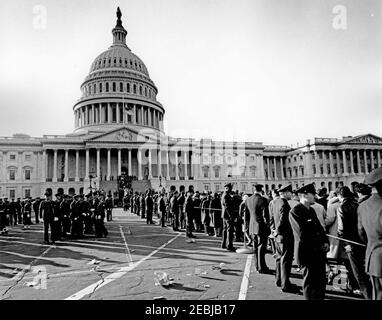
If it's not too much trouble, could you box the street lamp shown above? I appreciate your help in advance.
[159,175,162,187]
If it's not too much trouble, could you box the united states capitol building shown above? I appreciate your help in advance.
[1,9,382,199]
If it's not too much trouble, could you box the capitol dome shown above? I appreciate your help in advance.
[73,7,164,133]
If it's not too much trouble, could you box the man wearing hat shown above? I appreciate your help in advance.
[289,183,329,300]
[83,193,94,234]
[22,197,33,230]
[185,189,196,238]
[270,184,299,293]
[61,195,72,237]
[105,193,113,221]
[358,167,382,300]
[246,184,271,272]
[221,183,237,251]
[33,197,41,224]
[39,189,56,244]
[70,194,83,239]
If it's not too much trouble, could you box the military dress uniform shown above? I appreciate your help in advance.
[61,196,72,237]
[140,194,146,219]
[39,191,56,244]
[270,184,297,292]
[95,197,108,238]
[358,167,382,300]
[70,195,83,238]
[221,184,237,251]
[145,191,154,225]
[185,192,196,238]
[105,195,113,221]
[83,194,94,234]
[22,198,33,230]
[192,193,203,232]
[202,195,212,235]
[289,183,329,300]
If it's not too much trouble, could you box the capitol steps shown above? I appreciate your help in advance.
[131,179,152,193]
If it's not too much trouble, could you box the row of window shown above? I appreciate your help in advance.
[1,187,31,199]
[201,165,257,179]
[1,154,32,161]
[7,168,32,181]
[83,81,155,100]
[94,57,147,73]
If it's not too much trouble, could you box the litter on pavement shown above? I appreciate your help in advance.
[154,271,174,287]
[88,259,101,265]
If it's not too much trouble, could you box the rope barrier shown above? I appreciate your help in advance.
[326,234,366,247]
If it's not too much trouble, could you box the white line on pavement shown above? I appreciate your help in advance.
[238,255,253,300]
[64,232,181,300]
[119,225,134,267]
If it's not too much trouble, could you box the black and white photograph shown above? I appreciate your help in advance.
[0,0,381,308]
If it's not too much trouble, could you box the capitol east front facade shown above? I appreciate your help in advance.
[1,9,382,199]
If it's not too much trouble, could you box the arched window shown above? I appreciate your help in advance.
[133,84,137,94]
[106,83,109,92]
[99,83,102,93]
[202,166,209,178]
[114,58,117,65]
[250,165,256,177]
[120,82,123,92]
[214,166,220,178]
[130,60,133,67]
[125,59,128,66]
[93,84,96,94]
[103,59,106,66]
[127,83,130,92]
[113,82,116,92]
[144,87,147,96]
[139,86,142,95]
[227,165,233,177]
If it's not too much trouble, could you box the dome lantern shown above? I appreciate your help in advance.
[111,7,127,48]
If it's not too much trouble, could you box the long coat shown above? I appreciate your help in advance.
[210,197,222,228]
[325,197,345,260]
[358,193,382,277]
[245,193,270,236]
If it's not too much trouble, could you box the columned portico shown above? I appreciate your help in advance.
[107,148,111,180]
[357,150,361,175]
[53,149,58,182]
[364,149,369,174]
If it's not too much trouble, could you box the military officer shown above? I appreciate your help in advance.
[33,197,41,224]
[95,194,108,238]
[105,193,113,221]
[140,192,146,219]
[83,193,94,234]
[221,183,237,252]
[270,184,299,293]
[246,184,271,272]
[358,167,382,300]
[70,194,83,239]
[289,183,329,300]
[39,189,56,244]
[185,189,196,238]
[22,197,33,230]
[61,194,72,237]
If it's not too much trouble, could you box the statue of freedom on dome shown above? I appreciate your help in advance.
[116,7,123,27]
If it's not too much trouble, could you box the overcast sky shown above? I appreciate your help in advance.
[0,0,381,146]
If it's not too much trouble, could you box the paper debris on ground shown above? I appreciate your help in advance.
[154,271,174,287]
[88,259,101,265]
[203,284,210,288]
[25,281,39,287]
[212,262,226,270]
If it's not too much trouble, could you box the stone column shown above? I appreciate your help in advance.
[92,105,95,124]
[175,150,180,180]
[107,148,111,180]
[329,151,334,176]
[75,150,79,181]
[184,151,189,180]
[364,149,369,174]
[356,150,361,174]
[166,150,170,180]
[148,108,152,127]
[315,151,320,177]
[349,150,355,174]
[96,149,101,179]
[273,157,278,180]
[84,106,88,125]
[260,154,265,179]
[148,148,153,179]
[128,149,132,176]
[378,150,381,168]
[118,148,122,176]
[371,150,375,170]
[323,151,328,176]
[141,106,144,125]
[133,104,137,124]
[64,150,69,182]
[279,157,283,180]
[158,148,162,177]
[110,103,114,123]
[85,149,90,180]
[116,103,120,124]
[99,104,104,123]
[52,149,58,182]
[336,151,341,175]
[266,157,270,179]
[190,151,194,178]
[342,150,348,175]
[41,150,46,182]
[137,148,143,180]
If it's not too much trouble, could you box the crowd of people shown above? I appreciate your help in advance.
[0,189,114,243]
[0,167,381,300]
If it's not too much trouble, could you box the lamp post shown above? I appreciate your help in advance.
[159,175,162,187]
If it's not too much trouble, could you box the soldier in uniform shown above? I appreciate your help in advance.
[170,190,180,231]
[39,189,56,244]
[270,184,299,293]
[140,192,146,219]
[178,186,186,229]
[95,194,108,238]
[52,192,64,242]
[145,189,154,225]
[246,184,271,272]
[70,194,83,239]
[358,167,382,300]
[16,198,23,224]
[33,197,41,224]
[83,193,94,234]
[202,193,212,236]
[61,195,72,238]
[22,197,33,230]
[289,183,329,300]
[192,191,203,232]
[185,189,196,238]
[233,190,243,242]
[221,183,237,251]
[159,193,166,227]
[210,192,222,237]
[134,192,140,216]
[105,193,113,221]
[8,198,17,226]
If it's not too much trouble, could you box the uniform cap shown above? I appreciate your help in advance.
[364,167,382,185]
[278,184,292,193]
[224,183,233,188]
[296,183,316,195]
